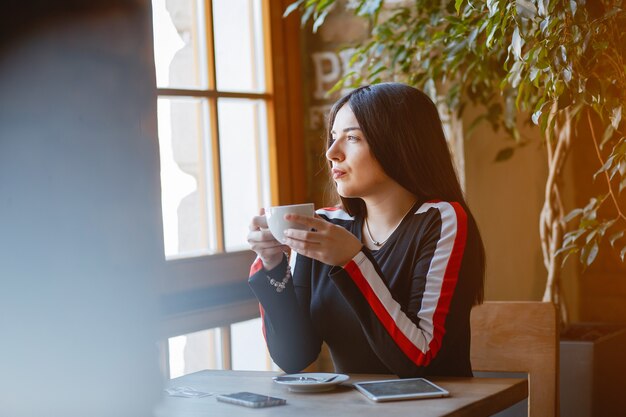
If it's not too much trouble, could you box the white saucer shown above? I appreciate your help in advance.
[273,372,349,392]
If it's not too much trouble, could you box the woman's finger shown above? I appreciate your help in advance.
[284,235,320,251]
[250,215,269,230]
[247,229,281,244]
[284,213,327,229]
[284,228,322,243]
[249,238,289,255]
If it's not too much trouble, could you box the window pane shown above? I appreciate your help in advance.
[152,0,207,89]
[169,321,275,377]
[218,98,270,251]
[213,0,265,92]
[168,329,220,378]
[157,97,218,258]
[231,318,275,371]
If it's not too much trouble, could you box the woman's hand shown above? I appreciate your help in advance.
[282,214,362,267]
[247,208,290,270]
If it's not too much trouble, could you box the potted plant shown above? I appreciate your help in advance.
[287,0,626,415]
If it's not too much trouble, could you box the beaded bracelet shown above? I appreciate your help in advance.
[267,265,291,293]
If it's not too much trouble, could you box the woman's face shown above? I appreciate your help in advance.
[326,104,394,199]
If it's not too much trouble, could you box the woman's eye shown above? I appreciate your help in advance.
[347,135,359,142]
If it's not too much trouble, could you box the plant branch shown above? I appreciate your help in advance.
[601,52,625,86]
[587,110,626,221]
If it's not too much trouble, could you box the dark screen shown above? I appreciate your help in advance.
[359,379,443,396]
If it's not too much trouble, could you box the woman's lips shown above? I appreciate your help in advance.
[332,168,346,179]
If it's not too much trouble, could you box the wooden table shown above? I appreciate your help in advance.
[155,370,527,417]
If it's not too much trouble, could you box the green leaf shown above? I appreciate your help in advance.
[487,0,499,17]
[509,61,523,88]
[583,197,599,213]
[369,63,386,77]
[600,125,615,149]
[455,0,464,14]
[563,228,586,246]
[486,22,499,48]
[610,159,622,180]
[563,208,583,223]
[555,245,572,256]
[517,0,537,18]
[356,0,383,18]
[610,231,624,247]
[312,8,330,32]
[598,219,616,237]
[300,5,315,26]
[581,241,599,266]
[555,243,577,257]
[585,229,597,244]
[283,0,305,18]
[328,75,350,95]
[560,246,579,267]
[581,217,599,228]
[510,26,522,60]
[611,106,622,130]
[495,147,515,162]
[593,156,614,181]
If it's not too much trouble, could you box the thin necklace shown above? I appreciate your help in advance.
[364,203,416,247]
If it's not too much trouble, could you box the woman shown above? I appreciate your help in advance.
[247,83,485,378]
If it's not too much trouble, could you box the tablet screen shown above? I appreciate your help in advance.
[354,378,449,402]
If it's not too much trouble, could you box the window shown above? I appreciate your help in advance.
[153,0,271,257]
[151,0,305,376]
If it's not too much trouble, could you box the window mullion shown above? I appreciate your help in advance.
[203,0,224,252]
[219,326,232,370]
[260,0,279,206]
[203,0,217,90]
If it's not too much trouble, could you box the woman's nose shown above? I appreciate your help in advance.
[326,140,343,161]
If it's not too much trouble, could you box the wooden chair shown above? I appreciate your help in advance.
[470,301,559,416]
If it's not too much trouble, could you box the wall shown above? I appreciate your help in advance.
[463,110,556,302]
[0,2,162,416]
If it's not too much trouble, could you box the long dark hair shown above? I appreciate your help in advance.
[326,83,485,304]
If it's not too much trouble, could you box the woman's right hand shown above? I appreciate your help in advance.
[247,208,290,271]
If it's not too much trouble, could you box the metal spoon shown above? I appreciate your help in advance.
[274,375,338,383]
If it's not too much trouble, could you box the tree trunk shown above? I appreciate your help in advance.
[540,105,572,325]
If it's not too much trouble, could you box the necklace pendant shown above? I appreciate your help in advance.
[364,201,416,248]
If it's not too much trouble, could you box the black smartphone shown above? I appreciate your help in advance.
[215,392,287,408]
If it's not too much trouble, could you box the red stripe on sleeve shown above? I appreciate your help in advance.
[426,202,467,360]
[259,303,267,342]
[249,258,267,341]
[249,257,263,277]
[344,260,430,366]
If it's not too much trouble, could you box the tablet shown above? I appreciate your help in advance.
[353,378,449,402]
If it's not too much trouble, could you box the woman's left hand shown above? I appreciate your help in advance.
[282,214,362,267]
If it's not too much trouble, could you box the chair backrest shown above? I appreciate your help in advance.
[470,301,559,417]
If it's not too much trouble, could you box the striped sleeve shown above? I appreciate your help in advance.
[330,201,467,375]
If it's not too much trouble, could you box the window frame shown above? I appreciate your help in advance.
[156,0,305,340]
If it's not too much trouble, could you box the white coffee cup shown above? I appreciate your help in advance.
[266,203,315,243]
